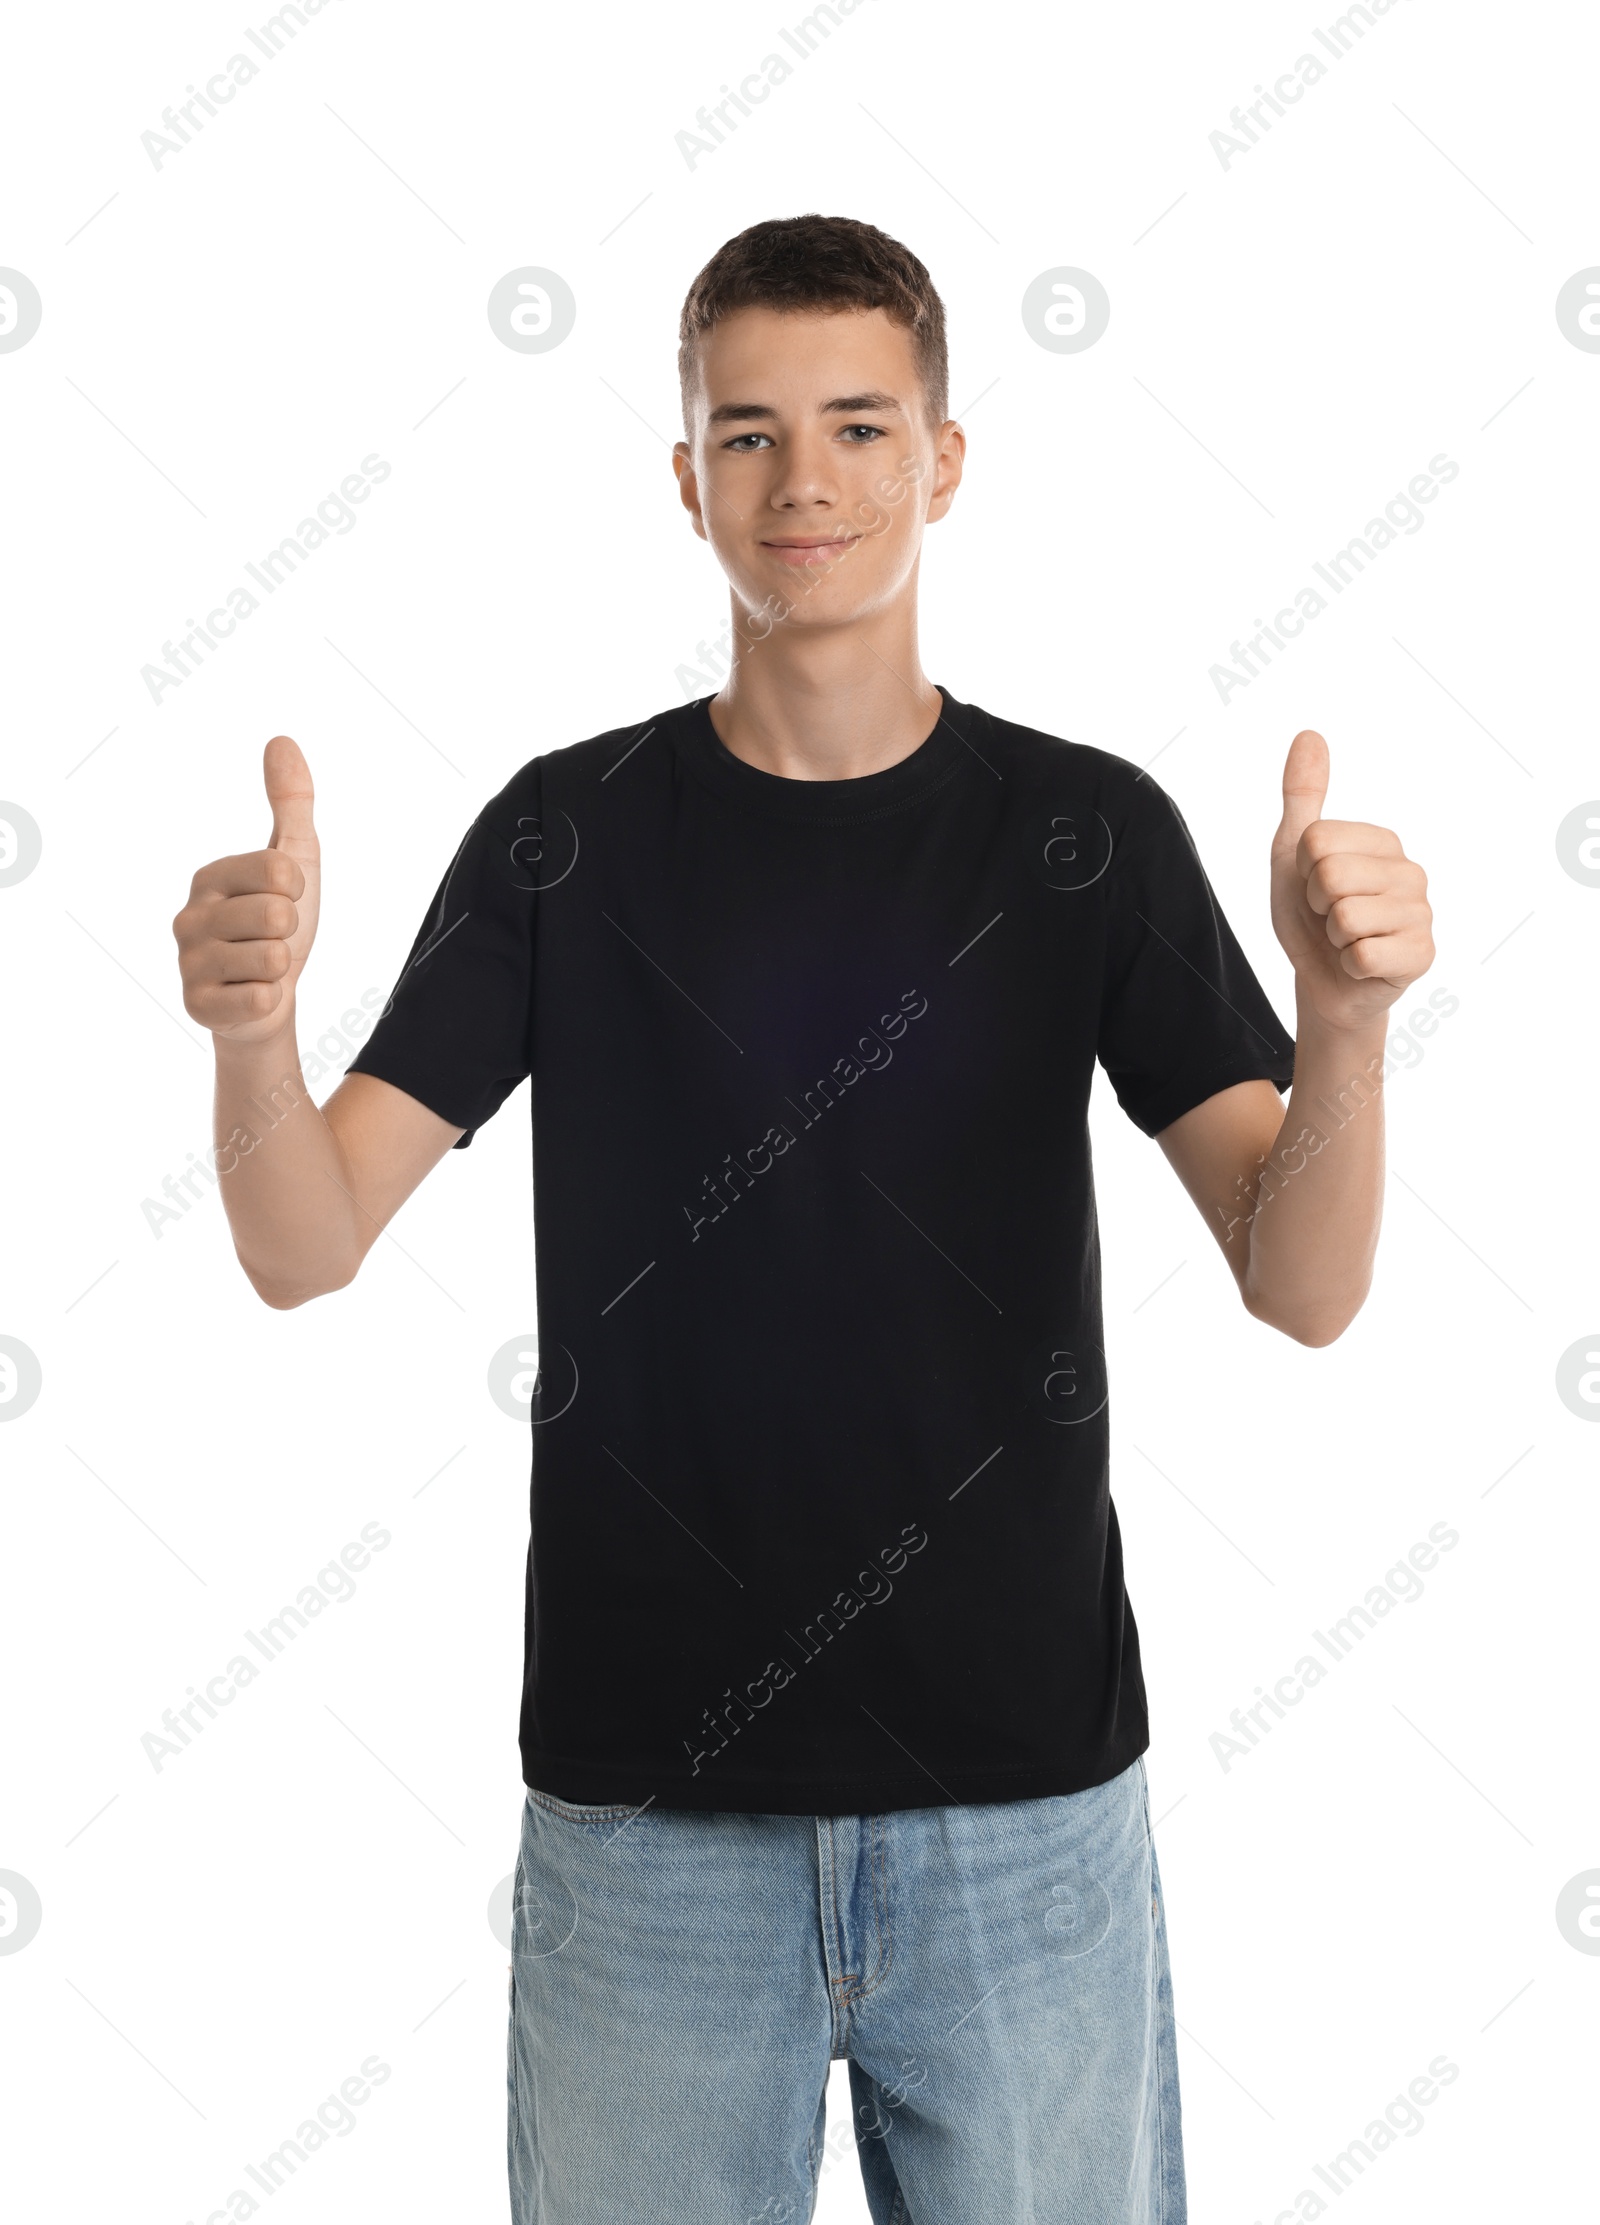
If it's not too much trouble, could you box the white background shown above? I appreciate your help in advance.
[2,0,1595,2218]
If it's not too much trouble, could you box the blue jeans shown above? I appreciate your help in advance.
[507,1755,1185,2223]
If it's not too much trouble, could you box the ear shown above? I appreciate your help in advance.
[671,442,708,542]
[925,419,966,525]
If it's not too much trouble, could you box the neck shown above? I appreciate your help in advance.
[708,589,940,780]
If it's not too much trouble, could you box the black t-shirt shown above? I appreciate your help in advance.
[348,689,1294,1814]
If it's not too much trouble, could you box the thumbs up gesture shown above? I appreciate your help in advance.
[173,735,322,1041]
[1269,729,1434,1032]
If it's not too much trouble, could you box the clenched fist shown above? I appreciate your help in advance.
[172,735,321,1041]
[1270,728,1435,1032]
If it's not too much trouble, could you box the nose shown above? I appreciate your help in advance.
[766,426,845,514]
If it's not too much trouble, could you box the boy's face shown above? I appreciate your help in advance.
[672,305,964,637]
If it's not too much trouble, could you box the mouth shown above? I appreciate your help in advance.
[758,535,861,567]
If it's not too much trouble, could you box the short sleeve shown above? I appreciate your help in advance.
[347,762,540,1147]
[1097,772,1295,1137]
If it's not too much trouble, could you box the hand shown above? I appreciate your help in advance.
[173,735,321,1042]
[1269,729,1434,1033]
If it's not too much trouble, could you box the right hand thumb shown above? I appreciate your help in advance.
[264,734,317,851]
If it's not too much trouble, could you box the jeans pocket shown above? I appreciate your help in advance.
[526,1785,641,1826]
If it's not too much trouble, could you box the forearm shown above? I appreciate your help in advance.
[212,1008,367,1307]
[1234,988,1388,1343]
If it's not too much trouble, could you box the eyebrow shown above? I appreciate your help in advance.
[704,389,906,427]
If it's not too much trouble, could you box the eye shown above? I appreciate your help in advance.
[723,431,774,452]
[839,423,887,443]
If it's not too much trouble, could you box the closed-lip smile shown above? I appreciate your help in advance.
[759,533,860,564]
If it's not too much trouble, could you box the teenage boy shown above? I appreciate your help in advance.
[173,215,1434,2224]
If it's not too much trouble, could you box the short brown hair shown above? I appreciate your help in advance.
[678,214,949,430]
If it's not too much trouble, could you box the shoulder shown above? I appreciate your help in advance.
[970,702,1185,839]
[469,707,676,816]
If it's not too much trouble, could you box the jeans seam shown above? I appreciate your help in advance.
[817,1816,850,2057]
[507,1820,529,2223]
[825,1816,850,1988]
[1143,1761,1173,2225]
[1152,1882,1166,2224]
[850,1811,894,2002]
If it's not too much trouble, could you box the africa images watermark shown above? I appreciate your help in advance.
[1210,1519,1460,1773]
[683,1521,930,1775]
[1209,0,1414,172]
[674,0,876,169]
[141,988,385,1238]
[185,2050,391,2219]
[140,453,391,707]
[753,2050,929,2219]
[682,990,930,1242]
[1252,2051,1460,2221]
[140,0,347,170]
[1216,985,1458,1243]
[140,1520,392,1772]
[1209,453,1459,706]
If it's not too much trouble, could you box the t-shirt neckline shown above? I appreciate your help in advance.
[674,685,975,823]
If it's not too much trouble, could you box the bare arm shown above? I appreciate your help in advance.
[1154,730,1433,1347]
[175,735,463,1309]
[1156,1009,1386,1346]
[211,1041,461,1307]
